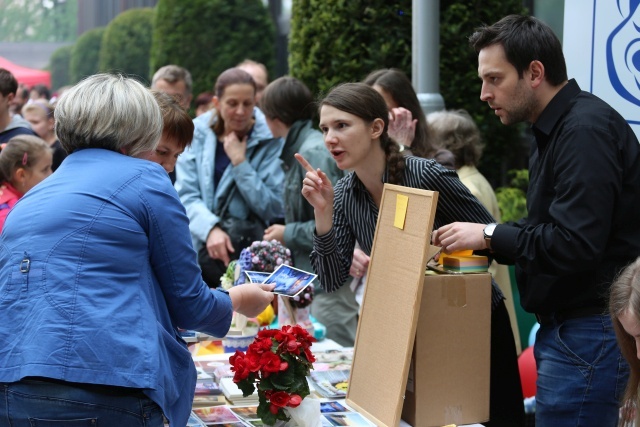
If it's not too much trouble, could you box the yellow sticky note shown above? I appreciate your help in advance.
[394,194,409,229]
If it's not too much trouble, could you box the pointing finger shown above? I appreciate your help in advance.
[294,153,315,173]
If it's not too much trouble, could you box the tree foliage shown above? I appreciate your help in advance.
[49,44,73,90]
[69,27,106,84]
[0,0,77,42]
[99,8,155,84]
[496,169,529,222]
[289,0,528,186]
[289,0,412,99]
[151,0,276,98]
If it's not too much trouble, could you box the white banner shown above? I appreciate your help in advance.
[564,0,640,138]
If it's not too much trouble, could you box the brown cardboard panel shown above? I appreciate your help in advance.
[346,185,438,427]
[402,273,491,426]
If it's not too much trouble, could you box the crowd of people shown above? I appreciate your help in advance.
[0,13,640,427]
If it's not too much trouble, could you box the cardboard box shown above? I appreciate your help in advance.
[401,272,491,426]
[345,184,491,427]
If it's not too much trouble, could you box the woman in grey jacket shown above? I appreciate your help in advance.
[176,68,284,287]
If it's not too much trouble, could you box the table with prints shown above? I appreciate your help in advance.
[190,338,484,427]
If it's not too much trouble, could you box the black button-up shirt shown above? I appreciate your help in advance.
[492,79,640,314]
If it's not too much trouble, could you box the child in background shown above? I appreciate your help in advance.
[609,257,640,426]
[22,101,67,171]
[0,135,53,230]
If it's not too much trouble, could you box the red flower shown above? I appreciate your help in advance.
[303,346,315,363]
[260,351,283,374]
[251,336,273,354]
[288,394,302,408]
[229,351,251,382]
[247,351,262,372]
[270,391,291,407]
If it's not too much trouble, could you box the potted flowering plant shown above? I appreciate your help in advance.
[229,325,320,426]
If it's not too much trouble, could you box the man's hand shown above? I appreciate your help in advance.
[432,222,488,253]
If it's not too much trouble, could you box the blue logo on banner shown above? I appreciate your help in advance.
[607,0,640,106]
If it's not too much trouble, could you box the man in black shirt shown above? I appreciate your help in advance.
[433,15,640,427]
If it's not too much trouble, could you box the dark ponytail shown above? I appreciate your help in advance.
[320,82,405,185]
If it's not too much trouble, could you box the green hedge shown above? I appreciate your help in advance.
[151,0,275,97]
[49,44,73,90]
[289,0,412,98]
[99,8,155,84]
[69,27,105,83]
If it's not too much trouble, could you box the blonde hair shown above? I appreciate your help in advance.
[55,74,162,157]
[609,257,640,425]
[0,135,51,184]
[22,100,55,119]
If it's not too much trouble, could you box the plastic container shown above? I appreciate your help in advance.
[222,333,257,353]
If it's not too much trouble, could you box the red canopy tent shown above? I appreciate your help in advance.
[0,56,51,89]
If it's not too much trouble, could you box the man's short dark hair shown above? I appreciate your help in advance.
[469,14,567,86]
[0,68,18,97]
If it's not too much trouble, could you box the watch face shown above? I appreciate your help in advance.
[484,223,497,238]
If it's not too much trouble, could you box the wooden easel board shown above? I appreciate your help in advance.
[346,184,438,427]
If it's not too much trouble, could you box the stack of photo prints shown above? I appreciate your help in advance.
[244,264,316,298]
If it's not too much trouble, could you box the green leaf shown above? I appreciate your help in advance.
[237,379,256,397]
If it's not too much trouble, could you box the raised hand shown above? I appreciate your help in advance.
[295,153,335,235]
[223,131,248,166]
[388,107,417,148]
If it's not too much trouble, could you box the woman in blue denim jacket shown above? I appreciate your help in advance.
[176,67,284,287]
[0,74,274,427]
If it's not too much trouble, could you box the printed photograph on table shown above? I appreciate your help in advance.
[313,349,354,371]
[244,271,271,283]
[230,405,259,420]
[320,401,350,413]
[263,264,316,297]
[309,369,350,398]
[212,423,249,427]
[195,360,226,379]
[194,381,222,396]
[186,411,207,426]
[323,413,377,426]
[192,405,240,424]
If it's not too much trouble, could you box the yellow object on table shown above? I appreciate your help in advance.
[192,340,224,356]
[256,303,275,326]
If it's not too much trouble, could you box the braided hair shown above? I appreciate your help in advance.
[319,83,405,185]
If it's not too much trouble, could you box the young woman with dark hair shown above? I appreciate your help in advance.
[298,82,524,427]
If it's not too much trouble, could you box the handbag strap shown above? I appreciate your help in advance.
[216,184,237,219]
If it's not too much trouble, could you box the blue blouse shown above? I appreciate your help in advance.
[0,149,233,426]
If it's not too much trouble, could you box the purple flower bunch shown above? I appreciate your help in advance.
[290,285,314,309]
[236,240,292,285]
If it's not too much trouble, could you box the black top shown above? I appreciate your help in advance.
[51,140,67,172]
[311,156,505,309]
[492,79,640,314]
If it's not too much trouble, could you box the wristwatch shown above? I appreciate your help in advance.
[483,223,497,250]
